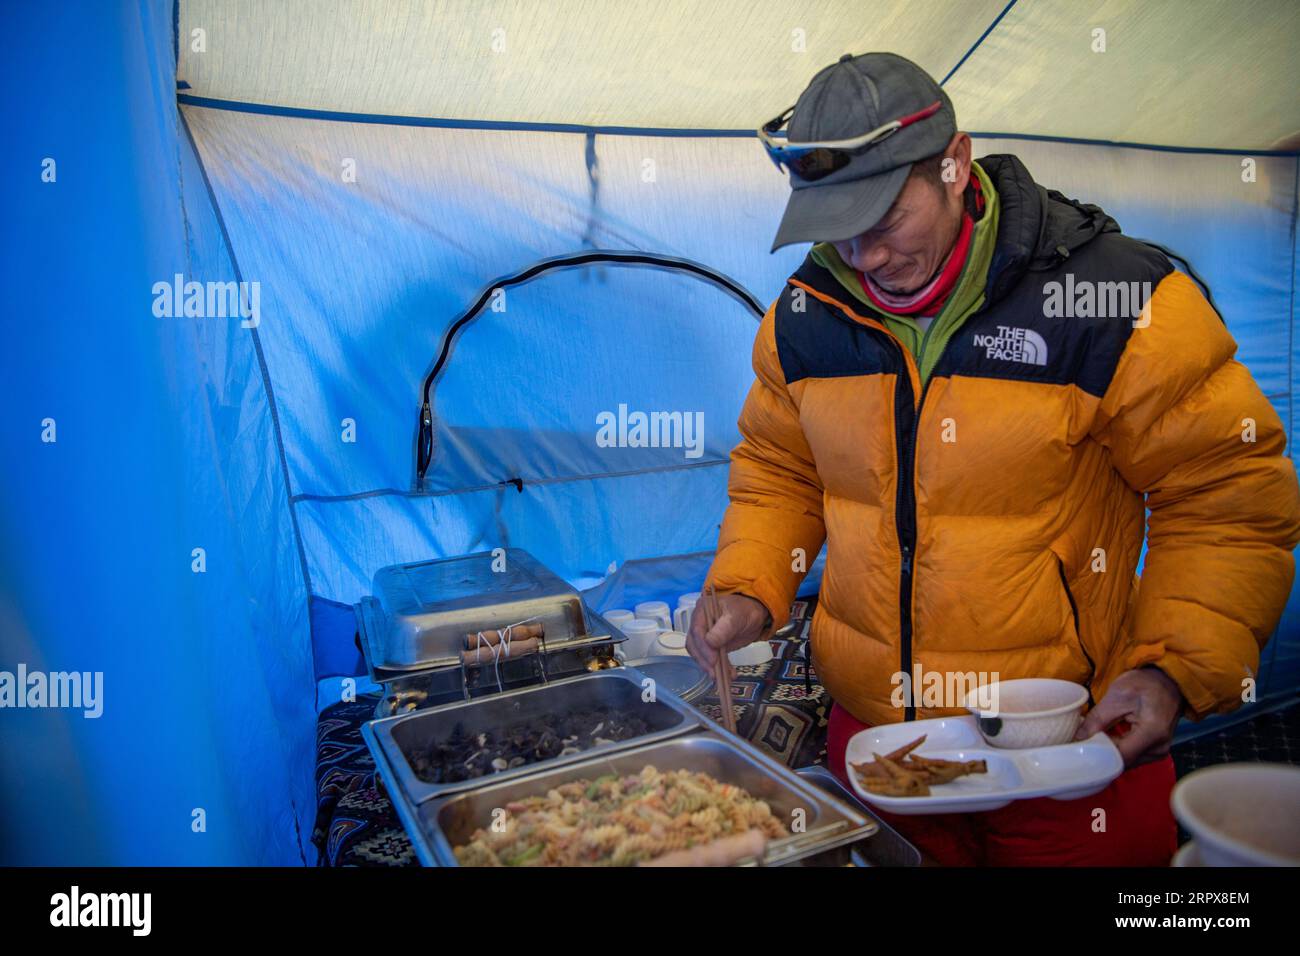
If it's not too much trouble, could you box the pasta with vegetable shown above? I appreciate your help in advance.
[453,765,789,866]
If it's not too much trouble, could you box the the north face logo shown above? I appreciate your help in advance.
[972,325,1049,365]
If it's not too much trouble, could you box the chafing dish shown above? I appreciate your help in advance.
[361,601,624,717]
[361,668,701,805]
[355,548,626,717]
[364,549,602,671]
[397,729,877,867]
[794,765,922,866]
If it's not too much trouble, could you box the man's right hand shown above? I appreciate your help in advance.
[685,591,769,683]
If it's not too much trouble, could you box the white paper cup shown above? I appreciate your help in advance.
[618,618,661,659]
[674,593,700,633]
[603,609,635,630]
[635,601,672,632]
[1172,763,1300,866]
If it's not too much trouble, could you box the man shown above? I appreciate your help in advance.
[687,52,1300,866]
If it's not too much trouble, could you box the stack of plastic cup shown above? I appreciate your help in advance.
[617,618,661,659]
[674,592,700,633]
[603,608,635,632]
[634,600,672,632]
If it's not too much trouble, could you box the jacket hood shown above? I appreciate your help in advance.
[977,153,1121,306]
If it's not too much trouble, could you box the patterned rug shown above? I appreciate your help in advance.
[691,599,829,768]
[313,700,416,867]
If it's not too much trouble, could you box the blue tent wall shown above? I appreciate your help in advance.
[181,99,1300,719]
[0,0,315,864]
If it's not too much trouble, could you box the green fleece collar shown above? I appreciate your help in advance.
[808,161,1001,385]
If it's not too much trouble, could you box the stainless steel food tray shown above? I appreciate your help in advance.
[364,549,599,671]
[400,729,877,867]
[371,647,624,719]
[361,668,701,805]
[356,595,618,686]
[795,766,922,867]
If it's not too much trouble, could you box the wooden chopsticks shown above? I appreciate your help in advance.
[705,583,738,734]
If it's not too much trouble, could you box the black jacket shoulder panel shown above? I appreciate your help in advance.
[934,232,1175,397]
[774,262,901,386]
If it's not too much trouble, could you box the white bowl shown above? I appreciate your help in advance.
[963,678,1088,749]
[652,630,690,657]
[728,640,773,667]
[1171,763,1300,866]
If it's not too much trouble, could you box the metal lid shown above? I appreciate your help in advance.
[623,656,711,703]
[365,549,590,670]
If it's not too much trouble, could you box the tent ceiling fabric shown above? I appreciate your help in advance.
[948,0,1300,151]
[178,0,1298,150]
[176,0,1004,127]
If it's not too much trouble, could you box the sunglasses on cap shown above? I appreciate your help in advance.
[757,100,942,182]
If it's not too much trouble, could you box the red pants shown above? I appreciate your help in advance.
[827,703,1178,866]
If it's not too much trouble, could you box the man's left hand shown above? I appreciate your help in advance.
[1073,667,1185,767]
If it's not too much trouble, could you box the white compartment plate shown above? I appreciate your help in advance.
[844,715,1123,814]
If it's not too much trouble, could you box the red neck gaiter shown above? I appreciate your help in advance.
[857,174,984,317]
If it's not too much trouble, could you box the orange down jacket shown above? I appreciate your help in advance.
[707,154,1300,727]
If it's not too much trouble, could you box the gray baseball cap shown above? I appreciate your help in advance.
[769,52,956,252]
